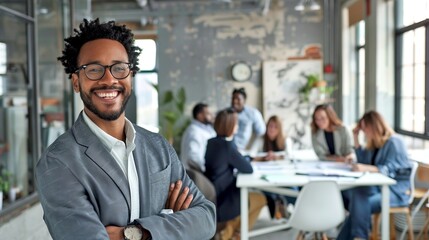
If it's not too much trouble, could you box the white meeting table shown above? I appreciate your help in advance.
[236,161,396,240]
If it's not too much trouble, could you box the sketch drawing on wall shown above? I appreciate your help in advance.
[262,55,323,149]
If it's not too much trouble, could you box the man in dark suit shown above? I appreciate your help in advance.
[36,19,216,240]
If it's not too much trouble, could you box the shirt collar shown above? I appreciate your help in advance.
[82,111,136,151]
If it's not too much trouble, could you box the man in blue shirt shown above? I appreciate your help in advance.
[181,103,216,172]
[231,88,266,151]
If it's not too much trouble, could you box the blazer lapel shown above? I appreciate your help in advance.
[333,129,341,156]
[132,129,151,217]
[316,130,328,152]
[72,113,131,211]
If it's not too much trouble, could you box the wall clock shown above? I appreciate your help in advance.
[231,62,252,82]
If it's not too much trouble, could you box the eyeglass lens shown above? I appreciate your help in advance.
[83,63,131,80]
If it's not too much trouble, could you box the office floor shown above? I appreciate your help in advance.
[250,206,417,240]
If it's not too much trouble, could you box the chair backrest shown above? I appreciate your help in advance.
[186,167,216,204]
[288,181,345,232]
[408,160,419,204]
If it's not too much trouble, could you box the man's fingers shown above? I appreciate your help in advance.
[165,182,175,208]
[182,194,193,210]
[168,180,182,209]
[174,187,189,212]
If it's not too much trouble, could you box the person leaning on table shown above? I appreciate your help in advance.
[310,104,354,162]
[205,108,267,240]
[336,110,412,240]
[35,18,216,240]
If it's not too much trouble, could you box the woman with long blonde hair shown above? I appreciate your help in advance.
[337,110,412,240]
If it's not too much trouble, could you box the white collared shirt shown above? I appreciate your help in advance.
[180,120,216,172]
[82,111,140,222]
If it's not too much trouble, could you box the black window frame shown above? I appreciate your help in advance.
[394,18,429,139]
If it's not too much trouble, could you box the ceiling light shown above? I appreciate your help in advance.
[295,0,321,11]
[309,1,321,10]
[295,0,305,11]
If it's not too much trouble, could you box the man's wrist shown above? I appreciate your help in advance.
[142,229,151,240]
[124,223,151,240]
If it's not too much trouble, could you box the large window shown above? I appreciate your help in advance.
[0,0,70,221]
[342,17,365,127]
[0,2,38,217]
[395,0,429,138]
[134,39,159,133]
[356,21,365,119]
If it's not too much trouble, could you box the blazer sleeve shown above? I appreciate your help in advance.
[36,154,109,240]
[227,142,253,174]
[134,141,216,240]
[311,131,326,159]
[354,146,372,164]
[340,126,354,156]
[376,137,410,179]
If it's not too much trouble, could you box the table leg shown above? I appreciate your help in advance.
[381,184,390,240]
[241,187,249,240]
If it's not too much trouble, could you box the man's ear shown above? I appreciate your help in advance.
[71,74,80,93]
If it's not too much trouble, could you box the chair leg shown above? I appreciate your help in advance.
[406,212,414,240]
[418,217,429,240]
[296,231,304,240]
[372,213,381,240]
[321,232,328,240]
[390,213,396,240]
[422,207,429,240]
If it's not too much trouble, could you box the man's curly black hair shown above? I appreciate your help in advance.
[58,18,142,79]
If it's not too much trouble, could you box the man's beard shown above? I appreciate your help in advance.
[203,118,212,125]
[80,86,130,121]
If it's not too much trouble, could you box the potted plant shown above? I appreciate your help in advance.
[299,73,334,102]
[0,170,11,210]
[159,87,190,153]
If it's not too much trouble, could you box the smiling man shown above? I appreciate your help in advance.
[35,19,216,240]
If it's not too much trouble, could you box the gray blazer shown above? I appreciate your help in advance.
[36,113,216,240]
[311,125,353,160]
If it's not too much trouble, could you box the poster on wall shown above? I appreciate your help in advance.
[262,58,323,149]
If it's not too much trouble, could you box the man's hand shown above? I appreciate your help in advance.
[106,180,193,239]
[165,180,193,212]
[106,226,124,240]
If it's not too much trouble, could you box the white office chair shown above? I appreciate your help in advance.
[288,181,345,240]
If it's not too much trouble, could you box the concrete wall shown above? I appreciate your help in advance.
[157,1,324,115]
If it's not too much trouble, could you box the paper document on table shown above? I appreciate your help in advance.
[290,149,319,161]
[317,162,353,171]
[261,174,294,183]
[252,161,292,173]
[295,168,364,178]
[253,151,285,158]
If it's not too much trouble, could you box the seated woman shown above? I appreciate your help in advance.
[311,104,354,162]
[253,115,286,161]
[204,108,266,240]
[337,110,412,240]
[253,115,294,219]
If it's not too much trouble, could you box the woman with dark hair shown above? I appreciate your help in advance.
[311,104,354,162]
[205,108,266,240]
[337,110,412,240]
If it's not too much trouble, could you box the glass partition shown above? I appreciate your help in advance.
[37,0,68,150]
[0,11,33,208]
[0,1,28,15]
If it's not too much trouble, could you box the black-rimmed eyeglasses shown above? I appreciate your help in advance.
[75,62,133,81]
